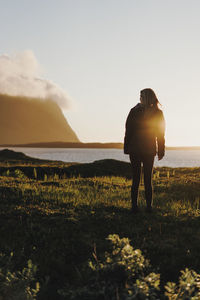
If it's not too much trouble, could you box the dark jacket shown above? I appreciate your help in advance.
[124,103,165,156]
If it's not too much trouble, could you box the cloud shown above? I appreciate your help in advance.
[0,50,71,110]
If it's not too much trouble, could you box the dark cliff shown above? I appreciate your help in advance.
[0,94,79,144]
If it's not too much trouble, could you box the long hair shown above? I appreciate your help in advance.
[140,88,160,109]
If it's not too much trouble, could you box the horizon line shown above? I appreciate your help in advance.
[0,142,200,149]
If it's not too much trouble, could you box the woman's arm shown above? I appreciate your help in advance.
[124,109,135,154]
[156,110,165,160]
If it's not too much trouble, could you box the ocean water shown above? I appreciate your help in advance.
[1,147,200,167]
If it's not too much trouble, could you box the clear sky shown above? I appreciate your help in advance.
[0,0,200,146]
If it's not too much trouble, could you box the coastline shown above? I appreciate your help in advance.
[0,141,200,150]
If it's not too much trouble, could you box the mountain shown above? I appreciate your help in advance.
[0,94,80,144]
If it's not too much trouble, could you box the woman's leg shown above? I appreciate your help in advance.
[143,155,154,208]
[130,154,141,210]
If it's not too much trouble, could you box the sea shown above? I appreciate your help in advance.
[1,147,200,167]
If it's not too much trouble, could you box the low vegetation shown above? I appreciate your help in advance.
[0,156,200,299]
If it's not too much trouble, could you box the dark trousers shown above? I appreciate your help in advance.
[130,154,154,209]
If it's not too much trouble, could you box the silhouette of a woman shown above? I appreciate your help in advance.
[124,88,165,212]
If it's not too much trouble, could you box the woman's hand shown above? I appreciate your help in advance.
[158,153,164,160]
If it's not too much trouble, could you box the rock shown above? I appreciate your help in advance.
[0,94,79,144]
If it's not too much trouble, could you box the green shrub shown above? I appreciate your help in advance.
[0,253,40,300]
[59,235,200,300]
[14,169,27,179]
[165,268,200,299]
[58,234,160,299]
[2,169,27,179]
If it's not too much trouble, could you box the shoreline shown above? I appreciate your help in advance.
[0,142,200,150]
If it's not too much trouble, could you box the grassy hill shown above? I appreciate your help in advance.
[0,151,200,299]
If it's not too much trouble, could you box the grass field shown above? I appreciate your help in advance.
[0,158,200,299]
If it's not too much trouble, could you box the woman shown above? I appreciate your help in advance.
[124,88,165,213]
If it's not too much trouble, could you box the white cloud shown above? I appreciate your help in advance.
[0,50,71,110]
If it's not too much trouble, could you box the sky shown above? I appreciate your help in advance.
[0,0,200,146]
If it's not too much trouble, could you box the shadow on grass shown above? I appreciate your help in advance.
[72,204,200,294]
[1,202,200,299]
